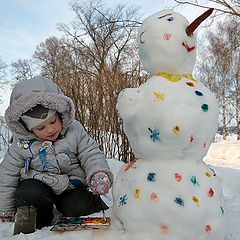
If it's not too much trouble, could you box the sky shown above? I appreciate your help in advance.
[0,0,205,66]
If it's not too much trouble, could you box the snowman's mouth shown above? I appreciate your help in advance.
[182,41,195,52]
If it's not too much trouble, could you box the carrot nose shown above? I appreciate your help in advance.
[186,8,214,36]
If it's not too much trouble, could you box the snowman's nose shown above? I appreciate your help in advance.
[186,8,214,36]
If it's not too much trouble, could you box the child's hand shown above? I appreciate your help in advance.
[90,172,111,195]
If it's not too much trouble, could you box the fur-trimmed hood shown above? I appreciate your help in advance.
[5,76,75,140]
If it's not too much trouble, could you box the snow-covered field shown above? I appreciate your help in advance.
[0,138,240,240]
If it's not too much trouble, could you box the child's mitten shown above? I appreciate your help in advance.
[90,172,110,195]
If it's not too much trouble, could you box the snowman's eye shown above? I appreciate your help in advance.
[167,17,174,21]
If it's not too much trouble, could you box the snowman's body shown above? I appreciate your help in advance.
[112,9,226,240]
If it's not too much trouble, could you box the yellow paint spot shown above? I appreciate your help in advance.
[135,189,141,199]
[192,196,199,207]
[128,98,133,101]
[172,125,180,135]
[137,90,141,93]
[205,172,211,177]
[153,91,165,102]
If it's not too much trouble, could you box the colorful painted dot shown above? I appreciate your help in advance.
[174,197,184,207]
[153,91,165,102]
[220,206,225,215]
[210,168,216,176]
[208,188,214,197]
[172,125,180,135]
[123,159,137,172]
[135,189,141,199]
[119,194,128,207]
[147,172,156,182]
[192,196,199,207]
[150,192,158,202]
[160,224,169,234]
[205,172,212,177]
[174,173,182,182]
[148,127,162,143]
[195,90,203,96]
[128,98,133,101]
[203,142,207,148]
[190,134,194,142]
[201,104,209,112]
[191,176,200,187]
[205,225,212,233]
[186,82,195,87]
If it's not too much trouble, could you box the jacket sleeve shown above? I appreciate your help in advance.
[0,142,25,215]
[74,122,114,186]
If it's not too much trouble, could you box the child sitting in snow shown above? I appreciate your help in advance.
[0,76,113,234]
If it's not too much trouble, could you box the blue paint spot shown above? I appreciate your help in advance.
[147,172,156,182]
[174,197,184,206]
[195,90,203,96]
[220,206,224,215]
[210,168,216,176]
[201,104,208,112]
[191,176,200,187]
[167,17,174,21]
[119,194,128,207]
[148,127,162,143]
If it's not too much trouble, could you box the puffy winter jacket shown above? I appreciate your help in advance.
[0,76,113,214]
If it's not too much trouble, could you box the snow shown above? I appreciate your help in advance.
[0,138,240,239]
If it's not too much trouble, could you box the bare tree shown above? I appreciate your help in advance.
[195,17,240,139]
[174,0,240,18]
[0,57,7,84]
[11,59,36,82]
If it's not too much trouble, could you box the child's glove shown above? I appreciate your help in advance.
[90,172,111,195]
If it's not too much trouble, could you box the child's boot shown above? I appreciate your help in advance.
[13,205,37,235]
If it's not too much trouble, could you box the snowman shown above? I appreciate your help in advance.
[112,8,226,240]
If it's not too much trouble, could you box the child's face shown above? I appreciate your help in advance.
[32,113,62,141]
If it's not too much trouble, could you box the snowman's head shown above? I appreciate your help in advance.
[138,9,213,75]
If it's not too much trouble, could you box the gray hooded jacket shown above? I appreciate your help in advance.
[0,76,113,215]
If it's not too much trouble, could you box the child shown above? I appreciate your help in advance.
[0,76,114,234]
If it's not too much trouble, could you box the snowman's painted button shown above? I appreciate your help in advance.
[208,188,214,197]
[195,90,203,96]
[174,197,184,206]
[186,82,194,87]
[201,104,208,112]
[205,225,212,233]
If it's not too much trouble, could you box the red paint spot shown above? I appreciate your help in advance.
[205,225,212,233]
[208,188,214,197]
[163,33,171,40]
[182,41,196,52]
[174,173,182,182]
[186,82,194,87]
[124,160,136,172]
[203,142,206,148]
[160,224,168,234]
[190,134,194,142]
[150,192,158,202]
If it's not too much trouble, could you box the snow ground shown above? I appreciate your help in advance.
[0,139,240,240]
